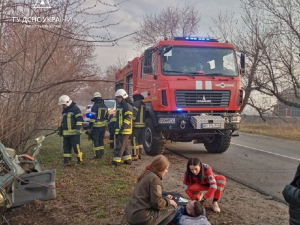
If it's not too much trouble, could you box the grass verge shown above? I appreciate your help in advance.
[240,122,300,141]
[5,133,136,225]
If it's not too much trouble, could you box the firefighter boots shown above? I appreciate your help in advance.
[63,157,71,166]
[92,150,102,159]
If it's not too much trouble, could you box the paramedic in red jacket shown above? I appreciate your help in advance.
[183,158,226,213]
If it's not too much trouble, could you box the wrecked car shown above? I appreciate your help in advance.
[0,136,56,220]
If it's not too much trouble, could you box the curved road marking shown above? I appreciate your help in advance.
[232,143,300,161]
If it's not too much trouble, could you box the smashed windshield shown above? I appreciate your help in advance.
[161,46,238,76]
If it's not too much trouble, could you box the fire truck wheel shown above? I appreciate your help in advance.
[204,130,231,153]
[143,118,166,156]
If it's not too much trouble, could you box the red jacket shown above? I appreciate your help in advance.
[183,164,217,200]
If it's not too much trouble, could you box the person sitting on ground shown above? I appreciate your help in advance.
[124,155,178,225]
[168,194,211,225]
[183,158,226,213]
[283,163,300,225]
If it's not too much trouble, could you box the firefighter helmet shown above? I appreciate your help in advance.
[93,92,102,98]
[133,90,144,100]
[115,89,128,99]
[58,95,72,106]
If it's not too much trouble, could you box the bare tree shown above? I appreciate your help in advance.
[211,0,300,118]
[131,4,201,49]
[0,0,132,151]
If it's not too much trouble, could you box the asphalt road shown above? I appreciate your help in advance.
[165,132,300,202]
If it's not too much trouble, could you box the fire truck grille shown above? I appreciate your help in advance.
[175,90,231,107]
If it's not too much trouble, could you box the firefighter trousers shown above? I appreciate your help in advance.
[113,134,132,163]
[63,135,83,162]
[188,175,226,200]
[108,123,115,149]
[131,128,144,156]
[91,127,105,156]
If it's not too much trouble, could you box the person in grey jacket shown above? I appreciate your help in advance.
[283,164,300,225]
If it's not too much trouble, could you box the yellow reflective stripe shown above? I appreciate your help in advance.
[133,106,139,111]
[94,121,107,127]
[119,110,123,131]
[109,140,114,143]
[133,124,145,128]
[133,137,137,153]
[76,122,83,126]
[63,154,72,157]
[110,118,117,122]
[122,155,132,161]
[67,114,72,130]
[75,113,82,118]
[77,144,83,161]
[97,108,101,120]
[124,119,130,125]
[113,157,121,162]
[139,106,144,123]
[124,111,133,115]
[63,130,76,135]
[93,146,102,151]
[90,119,95,123]
[138,145,143,149]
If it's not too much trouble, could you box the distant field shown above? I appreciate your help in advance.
[240,122,300,141]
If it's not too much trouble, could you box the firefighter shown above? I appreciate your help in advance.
[111,89,133,167]
[131,90,146,161]
[108,113,116,149]
[58,95,83,166]
[87,92,108,159]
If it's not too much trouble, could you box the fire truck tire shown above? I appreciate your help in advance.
[204,130,231,153]
[143,118,166,156]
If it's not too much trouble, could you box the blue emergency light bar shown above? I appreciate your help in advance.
[173,37,219,42]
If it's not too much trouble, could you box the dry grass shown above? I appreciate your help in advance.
[4,134,136,225]
[240,122,300,141]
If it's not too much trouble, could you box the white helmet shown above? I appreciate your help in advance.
[115,89,128,99]
[58,95,72,106]
[93,92,102,98]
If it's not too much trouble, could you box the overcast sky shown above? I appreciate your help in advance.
[94,0,243,69]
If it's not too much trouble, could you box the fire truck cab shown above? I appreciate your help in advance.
[115,37,244,156]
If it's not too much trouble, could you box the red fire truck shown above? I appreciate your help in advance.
[115,37,245,155]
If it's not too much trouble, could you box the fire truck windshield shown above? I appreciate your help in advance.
[161,46,238,77]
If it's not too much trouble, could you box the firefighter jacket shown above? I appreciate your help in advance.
[183,164,218,200]
[115,99,133,135]
[132,99,146,128]
[61,102,83,136]
[283,164,300,225]
[124,170,171,224]
[108,113,117,126]
[89,101,108,129]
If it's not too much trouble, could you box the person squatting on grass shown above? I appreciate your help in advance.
[183,158,226,213]
[283,163,300,225]
[125,155,177,225]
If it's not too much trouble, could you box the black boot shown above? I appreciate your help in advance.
[92,150,101,159]
[111,161,118,168]
[63,157,71,166]
[124,160,132,165]
[77,157,84,164]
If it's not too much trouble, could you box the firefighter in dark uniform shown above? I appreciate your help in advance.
[58,95,83,166]
[111,89,133,167]
[88,92,108,159]
[108,113,117,149]
[131,90,146,161]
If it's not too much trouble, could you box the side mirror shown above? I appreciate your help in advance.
[240,53,245,70]
[143,49,153,74]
